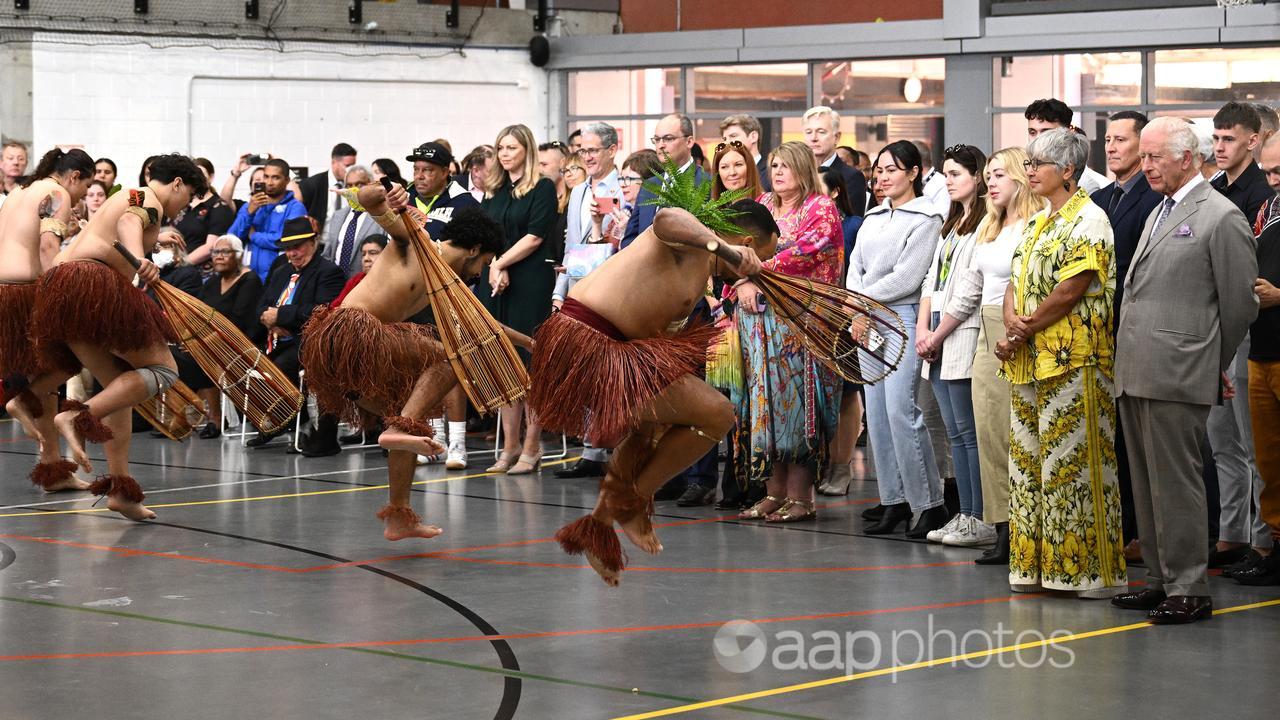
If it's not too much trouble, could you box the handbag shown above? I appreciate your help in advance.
[563,243,614,279]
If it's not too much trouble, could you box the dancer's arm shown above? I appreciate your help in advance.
[651,207,762,277]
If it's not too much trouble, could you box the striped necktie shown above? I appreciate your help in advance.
[1150,197,1176,239]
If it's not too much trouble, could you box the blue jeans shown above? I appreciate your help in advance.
[863,303,943,511]
[929,365,982,518]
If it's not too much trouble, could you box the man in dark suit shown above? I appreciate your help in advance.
[1112,117,1258,624]
[248,216,346,448]
[802,105,867,217]
[621,113,709,249]
[298,142,357,234]
[1093,111,1164,556]
[720,113,771,192]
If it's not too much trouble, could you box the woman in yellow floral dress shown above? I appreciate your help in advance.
[994,128,1126,598]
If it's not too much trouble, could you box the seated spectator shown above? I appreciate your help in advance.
[321,165,378,278]
[331,234,389,307]
[175,157,236,266]
[174,235,265,439]
[227,158,307,281]
[151,227,203,295]
[247,217,345,448]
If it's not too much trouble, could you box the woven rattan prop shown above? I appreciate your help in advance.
[134,381,205,441]
[706,239,907,384]
[113,241,303,434]
[396,213,528,414]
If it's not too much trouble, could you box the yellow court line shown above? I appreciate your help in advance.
[612,597,1280,719]
[0,456,578,519]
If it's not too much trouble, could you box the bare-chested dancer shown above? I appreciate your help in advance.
[532,199,777,586]
[0,148,95,492]
[23,153,205,521]
[301,183,530,541]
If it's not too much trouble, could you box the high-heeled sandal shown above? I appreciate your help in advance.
[507,452,542,475]
[486,451,519,473]
[766,498,816,523]
[738,495,783,520]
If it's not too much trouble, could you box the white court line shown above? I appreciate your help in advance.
[0,466,388,511]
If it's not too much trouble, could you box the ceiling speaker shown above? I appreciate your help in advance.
[530,35,550,68]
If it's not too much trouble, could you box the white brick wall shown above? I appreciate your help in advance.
[31,35,548,194]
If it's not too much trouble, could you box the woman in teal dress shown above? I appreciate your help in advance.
[477,124,559,476]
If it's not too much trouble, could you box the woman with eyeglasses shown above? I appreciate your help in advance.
[174,234,264,439]
[848,140,948,538]
[593,149,661,247]
[478,124,560,476]
[996,127,1124,598]
[911,145,991,547]
[562,152,588,194]
[734,141,844,524]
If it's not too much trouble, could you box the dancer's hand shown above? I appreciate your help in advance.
[385,184,409,212]
[734,245,762,278]
[136,258,160,285]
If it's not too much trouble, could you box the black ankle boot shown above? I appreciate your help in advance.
[906,505,949,539]
[864,502,912,535]
[975,522,1010,565]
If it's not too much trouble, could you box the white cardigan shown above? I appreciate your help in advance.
[919,227,981,380]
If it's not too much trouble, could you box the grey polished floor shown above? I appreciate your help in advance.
[0,417,1277,720]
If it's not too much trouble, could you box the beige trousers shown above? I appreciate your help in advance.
[972,305,1011,524]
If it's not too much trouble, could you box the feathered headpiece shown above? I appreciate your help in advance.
[641,157,750,236]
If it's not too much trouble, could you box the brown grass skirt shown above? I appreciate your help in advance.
[300,306,445,430]
[31,261,176,376]
[0,282,41,381]
[527,300,720,449]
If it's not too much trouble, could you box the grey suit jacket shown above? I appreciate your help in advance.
[322,205,383,277]
[1114,179,1258,405]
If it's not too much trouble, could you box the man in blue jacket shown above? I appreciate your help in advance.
[228,158,307,281]
[621,113,709,250]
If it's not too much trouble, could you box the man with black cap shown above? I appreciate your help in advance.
[406,141,478,240]
[247,215,345,448]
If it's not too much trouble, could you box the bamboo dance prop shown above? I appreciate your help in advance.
[706,239,907,384]
[113,241,303,435]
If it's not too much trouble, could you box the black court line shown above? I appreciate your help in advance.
[0,541,15,571]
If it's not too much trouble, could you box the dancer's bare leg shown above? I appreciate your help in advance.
[5,371,70,444]
[373,357,458,540]
[26,387,90,492]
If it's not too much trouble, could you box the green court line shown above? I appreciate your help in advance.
[0,596,826,720]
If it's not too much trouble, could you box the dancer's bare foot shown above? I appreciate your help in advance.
[42,474,91,493]
[52,410,92,473]
[617,514,662,555]
[377,429,445,458]
[383,516,444,541]
[5,396,40,440]
[585,551,622,586]
[107,495,156,521]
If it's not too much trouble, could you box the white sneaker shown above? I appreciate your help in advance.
[445,438,467,470]
[944,516,998,546]
[416,453,442,465]
[927,513,966,543]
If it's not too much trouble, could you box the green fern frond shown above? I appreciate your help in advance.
[641,157,751,236]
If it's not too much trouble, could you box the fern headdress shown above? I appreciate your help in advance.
[641,157,750,236]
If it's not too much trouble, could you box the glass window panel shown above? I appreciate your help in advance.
[818,59,945,111]
[779,114,943,165]
[993,111,1115,178]
[1154,47,1280,104]
[689,63,809,114]
[993,52,1141,109]
[568,68,680,117]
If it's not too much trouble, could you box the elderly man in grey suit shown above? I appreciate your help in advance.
[321,165,378,278]
[1111,117,1259,624]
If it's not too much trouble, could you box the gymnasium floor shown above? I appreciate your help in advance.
[1,417,1277,720]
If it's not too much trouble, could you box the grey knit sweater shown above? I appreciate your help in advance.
[846,195,944,305]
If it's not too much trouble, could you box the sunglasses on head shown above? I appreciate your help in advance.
[715,140,746,154]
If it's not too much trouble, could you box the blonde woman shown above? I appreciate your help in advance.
[939,147,1045,564]
[479,124,559,475]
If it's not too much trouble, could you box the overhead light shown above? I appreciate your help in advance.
[903,75,923,103]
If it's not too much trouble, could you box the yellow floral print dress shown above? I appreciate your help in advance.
[1000,190,1126,594]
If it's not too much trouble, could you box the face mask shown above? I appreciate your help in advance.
[152,249,175,268]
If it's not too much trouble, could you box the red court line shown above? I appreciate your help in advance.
[0,593,1043,663]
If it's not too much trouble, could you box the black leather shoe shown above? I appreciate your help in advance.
[715,496,745,510]
[1221,549,1261,578]
[676,485,717,507]
[864,503,911,535]
[975,522,1010,565]
[654,480,687,501]
[1234,552,1280,586]
[339,430,366,445]
[246,430,282,448]
[1111,588,1167,610]
[905,506,949,540]
[1148,595,1213,624]
[198,423,221,440]
[861,503,886,521]
[1208,545,1249,569]
[553,458,606,479]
